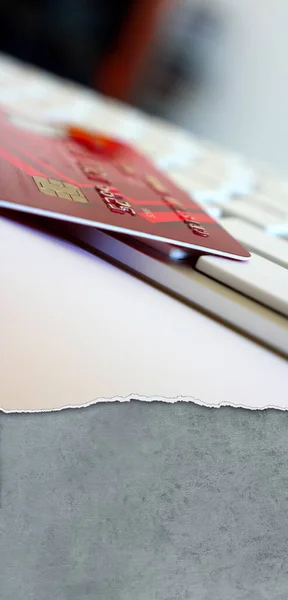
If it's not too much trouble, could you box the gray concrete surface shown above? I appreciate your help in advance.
[0,402,288,600]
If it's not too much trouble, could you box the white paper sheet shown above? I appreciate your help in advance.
[1,216,287,412]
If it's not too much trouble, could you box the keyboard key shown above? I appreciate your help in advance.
[170,170,220,191]
[192,152,229,182]
[196,252,288,317]
[169,170,228,205]
[242,192,288,219]
[221,218,288,269]
[195,144,255,194]
[135,122,200,170]
[254,171,288,207]
[221,199,288,235]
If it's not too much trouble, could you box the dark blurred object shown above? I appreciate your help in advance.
[0,0,134,86]
[132,1,223,117]
[96,0,165,101]
[0,0,166,100]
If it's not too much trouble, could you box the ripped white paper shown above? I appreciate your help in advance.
[1,217,286,413]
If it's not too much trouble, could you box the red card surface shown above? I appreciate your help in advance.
[0,108,250,260]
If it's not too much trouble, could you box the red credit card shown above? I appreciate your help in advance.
[0,108,250,260]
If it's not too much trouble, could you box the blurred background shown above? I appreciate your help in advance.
[1,0,288,175]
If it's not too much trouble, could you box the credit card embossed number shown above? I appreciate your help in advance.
[95,183,136,216]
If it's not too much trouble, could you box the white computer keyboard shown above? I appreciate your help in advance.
[150,140,288,356]
[0,53,287,358]
[61,144,288,358]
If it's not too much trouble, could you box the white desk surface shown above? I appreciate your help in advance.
[0,54,287,412]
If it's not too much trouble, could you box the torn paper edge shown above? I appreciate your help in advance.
[0,393,287,414]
